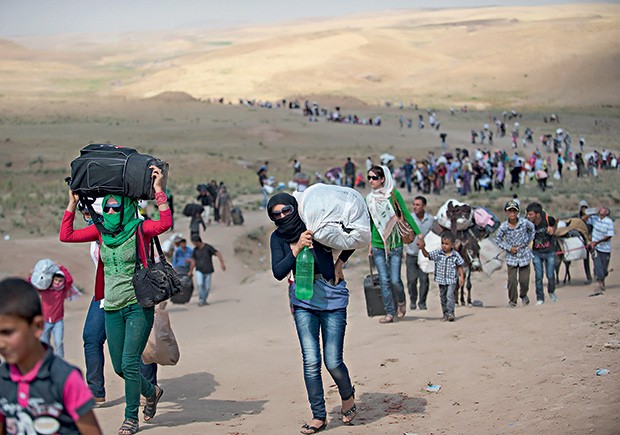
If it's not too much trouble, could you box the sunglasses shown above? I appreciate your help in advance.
[103,203,122,213]
[271,205,293,219]
[367,175,381,181]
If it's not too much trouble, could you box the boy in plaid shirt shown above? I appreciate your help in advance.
[495,200,535,307]
[418,232,464,321]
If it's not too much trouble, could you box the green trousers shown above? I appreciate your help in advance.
[105,303,155,420]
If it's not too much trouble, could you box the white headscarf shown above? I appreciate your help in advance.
[366,165,398,249]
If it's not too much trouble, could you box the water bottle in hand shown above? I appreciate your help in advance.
[295,247,314,300]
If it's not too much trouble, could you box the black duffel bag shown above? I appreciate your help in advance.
[183,203,204,217]
[132,224,181,308]
[68,144,169,200]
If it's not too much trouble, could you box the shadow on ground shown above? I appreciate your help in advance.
[140,371,267,430]
[329,391,427,427]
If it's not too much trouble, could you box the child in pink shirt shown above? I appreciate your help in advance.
[0,278,102,435]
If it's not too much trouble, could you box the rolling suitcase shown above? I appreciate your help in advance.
[231,207,244,225]
[363,257,397,317]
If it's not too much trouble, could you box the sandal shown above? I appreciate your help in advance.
[300,421,327,434]
[341,387,357,425]
[118,418,139,435]
[379,315,394,324]
[397,302,407,318]
[143,385,163,422]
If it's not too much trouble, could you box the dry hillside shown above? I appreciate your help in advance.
[0,4,619,108]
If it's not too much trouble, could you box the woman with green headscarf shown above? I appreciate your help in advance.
[61,166,171,435]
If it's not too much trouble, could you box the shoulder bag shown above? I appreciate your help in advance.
[132,224,182,308]
[391,192,416,244]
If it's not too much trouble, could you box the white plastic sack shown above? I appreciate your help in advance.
[296,184,371,250]
[418,232,442,274]
[478,238,505,277]
[436,199,472,231]
[30,259,60,290]
[558,237,587,261]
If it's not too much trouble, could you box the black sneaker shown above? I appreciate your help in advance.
[521,296,530,306]
[447,314,455,322]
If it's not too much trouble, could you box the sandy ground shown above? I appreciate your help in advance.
[1,203,619,435]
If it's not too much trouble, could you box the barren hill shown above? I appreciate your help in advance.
[1,4,619,108]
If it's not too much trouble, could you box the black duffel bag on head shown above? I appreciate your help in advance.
[68,143,169,200]
[132,223,181,308]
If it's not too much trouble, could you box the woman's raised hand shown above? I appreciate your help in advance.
[150,165,165,192]
[67,189,80,212]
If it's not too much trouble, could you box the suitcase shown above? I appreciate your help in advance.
[68,143,169,200]
[170,266,194,304]
[231,207,244,225]
[363,257,397,317]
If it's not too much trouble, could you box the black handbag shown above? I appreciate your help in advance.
[132,224,181,308]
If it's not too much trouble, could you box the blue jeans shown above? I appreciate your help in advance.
[260,187,268,208]
[293,307,353,421]
[195,270,213,303]
[83,297,106,398]
[372,246,406,317]
[42,319,64,358]
[532,251,556,301]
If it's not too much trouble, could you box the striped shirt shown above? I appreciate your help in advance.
[428,249,464,285]
[589,216,615,253]
[495,218,536,267]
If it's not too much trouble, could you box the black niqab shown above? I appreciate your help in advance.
[267,193,306,243]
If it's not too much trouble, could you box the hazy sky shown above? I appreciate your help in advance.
[0,0,613,37]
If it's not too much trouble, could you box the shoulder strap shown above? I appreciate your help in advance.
[390,191,403,217]
[134,222,153,271]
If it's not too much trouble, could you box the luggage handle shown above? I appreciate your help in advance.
[368,255,377,281]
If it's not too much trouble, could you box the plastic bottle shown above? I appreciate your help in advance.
[295,247,314,300]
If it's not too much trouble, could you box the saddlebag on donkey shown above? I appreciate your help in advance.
[68,143,169,200]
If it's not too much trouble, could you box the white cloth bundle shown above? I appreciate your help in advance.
[296,184,371,250]
[478,238,505,276]
[558,237,587,261]
[418,231,442,274]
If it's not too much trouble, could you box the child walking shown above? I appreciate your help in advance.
[29,260,77,358]
[495,200,535,307]
[418,232,465,321]
[0,278,102,435]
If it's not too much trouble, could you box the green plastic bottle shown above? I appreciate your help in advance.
[295,247,314,300]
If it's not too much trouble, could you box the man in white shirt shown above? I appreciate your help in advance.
[405,196,436,310]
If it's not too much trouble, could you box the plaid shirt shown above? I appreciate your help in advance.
[589,215,615,253]
[495,218,535,267]
[428,249,464,285]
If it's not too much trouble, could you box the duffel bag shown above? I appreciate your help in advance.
[68,144,169,200]
[183,203,205,217]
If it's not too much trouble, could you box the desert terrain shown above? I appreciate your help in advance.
[0,3,619,435]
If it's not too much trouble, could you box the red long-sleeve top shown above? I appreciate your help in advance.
[59,209,172,301]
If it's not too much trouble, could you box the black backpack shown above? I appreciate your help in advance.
[68,144,168,200]
[67,144,169,236]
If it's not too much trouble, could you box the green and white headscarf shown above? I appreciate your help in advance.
[366,165,398,249]
[101,195,141,248]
